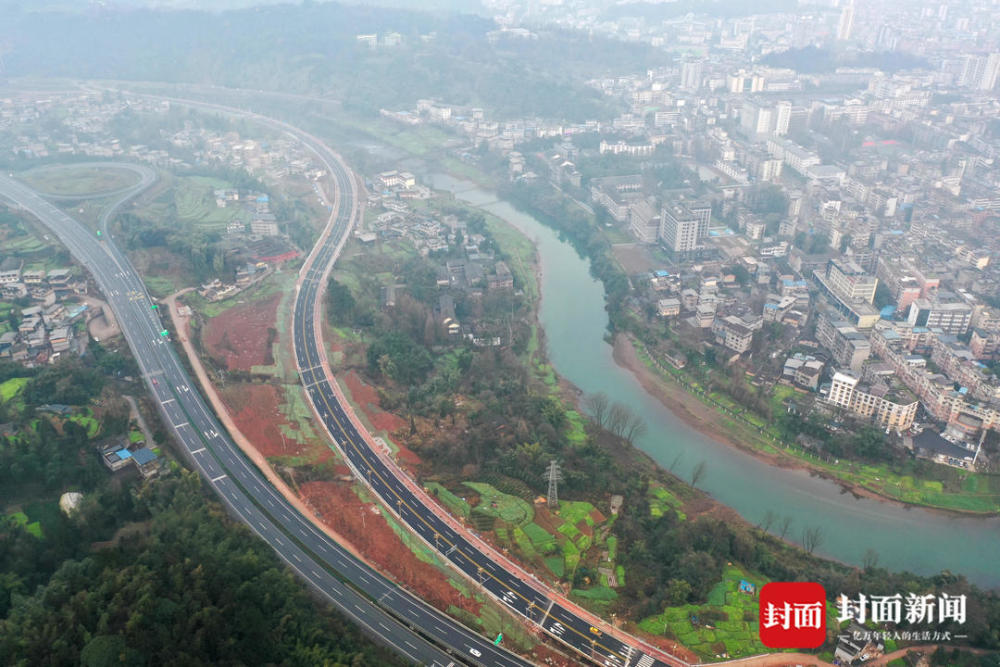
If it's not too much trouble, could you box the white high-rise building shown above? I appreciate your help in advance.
[837,1,855,41]
[680,60,703,91]
[741,100,773,138]
[659,203,711,253]
[981,53,1000,91]
[774,101,792,136]
[960,55,987,88]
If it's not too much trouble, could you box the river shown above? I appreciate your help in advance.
[428,172,1000,589]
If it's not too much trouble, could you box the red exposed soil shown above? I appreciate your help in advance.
[299,481,481,617]
[341,371,421,466]
[530,644,578,666]
[201,291,282,371]
[221,382,333,463]
[630,629,701,665]
[533,506,561,532]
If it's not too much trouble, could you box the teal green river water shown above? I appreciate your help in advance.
[429,173,1000,589]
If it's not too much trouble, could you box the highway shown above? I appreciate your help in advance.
[133,89,684,667]
[0,171,531,667]
[12,88,688,667]
[275,107,682,667]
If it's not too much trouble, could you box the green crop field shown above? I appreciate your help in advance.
[543,556,565,578]
[0,377,29,402]
[557,500,598,527]
[557,521,581,541]
[649,484,686,520]
[425,482,471,518]
[511,526,537,559]
[638,566,783,660]
[3,233,46,253]
[606,536,618,561]
[564,410,588,444]
[173,176,246,231]
[522,522,557,552]
[20,165,140,197]
[463,482,533,526]
[69,409,100,438]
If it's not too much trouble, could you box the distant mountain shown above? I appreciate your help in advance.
[1,0,486,15]
[0,1,649,121]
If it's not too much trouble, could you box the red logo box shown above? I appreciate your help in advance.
[758,582,827,648]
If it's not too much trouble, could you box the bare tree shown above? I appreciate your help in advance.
[801,525,824,554]
[690,461,707,488]
[669,452,684,472]
[607,402,630,438]
[778,515,793,540]
[586,392,610,428]
[622,413,648,445]
[758,510,776,535]
[863,548,879,571]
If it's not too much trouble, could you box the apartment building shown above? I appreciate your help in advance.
[660,201,711,253]
[828,370,918,431]
[816,311,871,371]
[907,299,973,336]
[825,258,878,304]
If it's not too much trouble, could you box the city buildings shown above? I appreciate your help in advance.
[827,370,918,432]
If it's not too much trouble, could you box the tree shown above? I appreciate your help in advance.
[326,278,357,324]
[690,461,707,488]
[607,402,629,438]
[850,426,889,461]
[808,233,830,254]
[731,264,751,287]
[365,331,432,386]
[586,392,610,428]
[778,515,793,539]
[622,413,647,445]
[801,525,824,554]
[758,510,776,535]
[665,578,692,605]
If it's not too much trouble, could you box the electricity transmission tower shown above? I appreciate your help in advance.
[544,460,562,509]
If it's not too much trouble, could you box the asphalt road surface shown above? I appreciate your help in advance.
[272,108,681,667]
[10,88,690,667]
[0,170,531,667]
[130,90,685,667]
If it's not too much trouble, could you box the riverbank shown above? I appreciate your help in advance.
[613,332,1000,517]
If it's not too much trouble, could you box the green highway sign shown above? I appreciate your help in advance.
[494,633,502,645]
[151,304,158,309]
[160,329,169,337]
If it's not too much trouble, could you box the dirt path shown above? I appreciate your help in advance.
[124,395,154,446]
[163,288,368,564]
